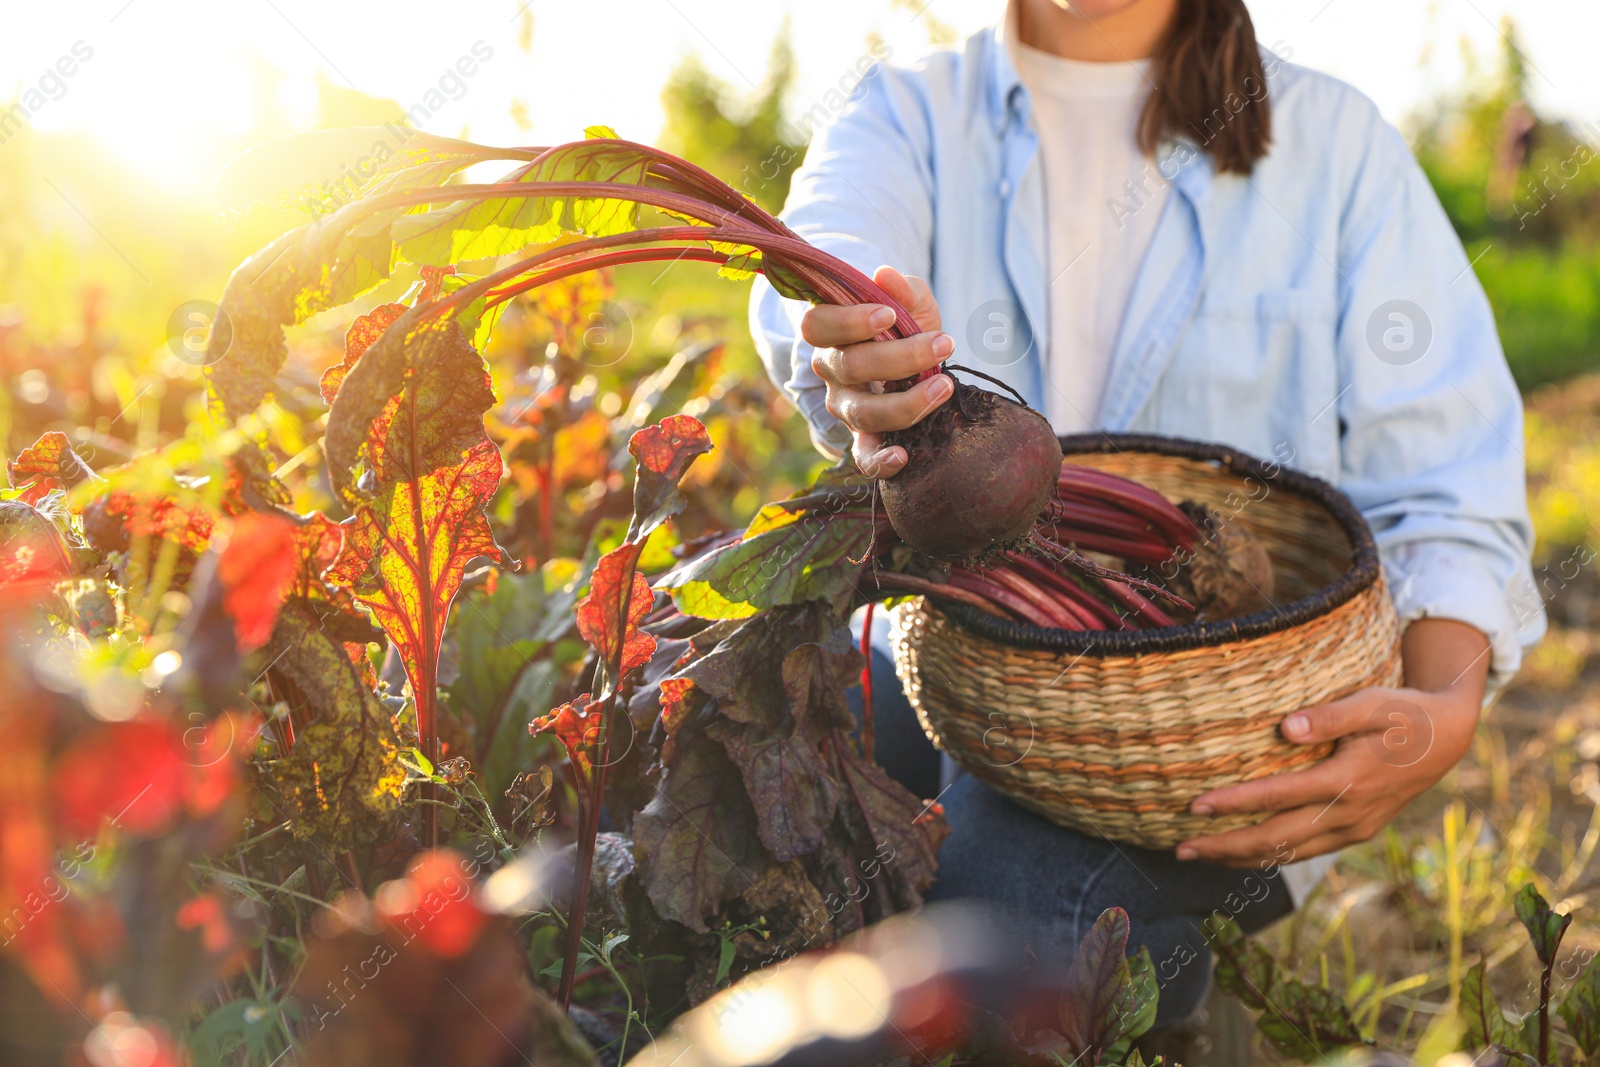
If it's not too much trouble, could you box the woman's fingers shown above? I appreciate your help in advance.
[801,266,951,443]
[798,269,942,349]
[1188,760,1349,817]
[1176,807,1324,867]
[811,331,953,386]
[825,374,953,435]
[873,266,941,333]
[801,302,897,348]
[852,431,906,478]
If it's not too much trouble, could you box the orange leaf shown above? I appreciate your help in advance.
[321,303,407,405]
[323,317,504,760]
[576,543,655,680]
[96,491,217,554]
[417,264,457,302]
[658,677,696,737]
[627,414,712,540]
[7,431,93,505]
[218,511,299,652]
[530,692,601,776]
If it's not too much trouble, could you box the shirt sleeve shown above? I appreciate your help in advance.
[749,65,937,459]
[1333,116,1546,693]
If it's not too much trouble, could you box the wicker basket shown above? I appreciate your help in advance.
[889,433,1403,849]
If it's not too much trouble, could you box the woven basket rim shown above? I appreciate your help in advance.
[936,432,1383,656]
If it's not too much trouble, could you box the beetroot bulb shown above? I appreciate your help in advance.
[877,380,1063,559]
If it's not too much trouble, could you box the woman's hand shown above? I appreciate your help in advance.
[802,265,955,478]
[1175,618,1492,868]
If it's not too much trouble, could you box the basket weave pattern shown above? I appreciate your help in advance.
[889,438,1404,849]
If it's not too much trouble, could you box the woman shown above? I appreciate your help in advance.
[751,0,1543,1027]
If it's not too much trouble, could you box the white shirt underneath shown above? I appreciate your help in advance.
[1011,42,1171,434]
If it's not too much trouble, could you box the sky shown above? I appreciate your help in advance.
[3,0,1597,197]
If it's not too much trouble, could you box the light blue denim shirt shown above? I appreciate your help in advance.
[751,24,1545,686]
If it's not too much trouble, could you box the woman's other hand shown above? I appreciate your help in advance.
[803,265,954,478]
[1175,618,1491,867]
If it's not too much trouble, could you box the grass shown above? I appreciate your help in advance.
[1237,380,1600,1063]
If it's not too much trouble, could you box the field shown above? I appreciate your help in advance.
[4,20,1600,1067]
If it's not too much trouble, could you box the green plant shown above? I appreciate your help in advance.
[1211,881,1600,1066]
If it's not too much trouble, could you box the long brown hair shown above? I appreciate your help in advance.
[1136,0,1273,175]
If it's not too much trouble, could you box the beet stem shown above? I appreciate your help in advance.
[1099,578,1178,628]
[1028,531,1195,612]
[859,602,875,758]
[864,571,1017,620]
[965,565,1082,630]
[1003,553,1134,631]
[946,571,1079,630]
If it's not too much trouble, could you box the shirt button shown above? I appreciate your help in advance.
[998,179,1012,198]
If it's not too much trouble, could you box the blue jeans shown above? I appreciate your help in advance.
[849,648,1293,1026]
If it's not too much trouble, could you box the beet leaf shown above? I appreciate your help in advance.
[321,311,505,845]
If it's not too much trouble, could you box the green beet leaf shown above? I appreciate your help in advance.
[1514,883,1572,967]
[394,129,655,266]
[446,561,582,809]
[657,489,874,619]
[1460,958,1531,1056]
[1558,956,1600,1057]
[1058,908,1158,1066]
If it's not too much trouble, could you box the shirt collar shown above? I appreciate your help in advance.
[987,0,1028,130]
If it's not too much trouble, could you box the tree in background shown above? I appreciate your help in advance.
[1410,19,1600,387]
[657,27,803,213]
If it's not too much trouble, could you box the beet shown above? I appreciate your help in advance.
[1165,501,1276,619]
[878,383,1063,559]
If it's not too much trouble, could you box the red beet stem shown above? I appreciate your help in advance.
[1042,496,1164,539]
[1029,531,1195,612]
[965,566,1083,630]
[865,571,1016,620]
[1057,466,1199,547]
[1003,554,1134,631]
[1099,578,1178,628]
[1038,527,1179,567]
[945,572,1071,629]
[859,602,875,758]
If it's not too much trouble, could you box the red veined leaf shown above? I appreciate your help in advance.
[393,134,655,266]
[286,512,378,674]
[7,431,95,505]
[217,511,299,652]
[416,263,457,301]
[323,315,504,778]
[291,511,345,595]
[86,490,217,556]
[530,692,601,777]
[626,414,712,541]
[658,678,696,737]
[316,271,457,409]
[321,302,406,405]
[576,543,656,680]
[1056,908,1158,1063]
[632,730,766,933]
